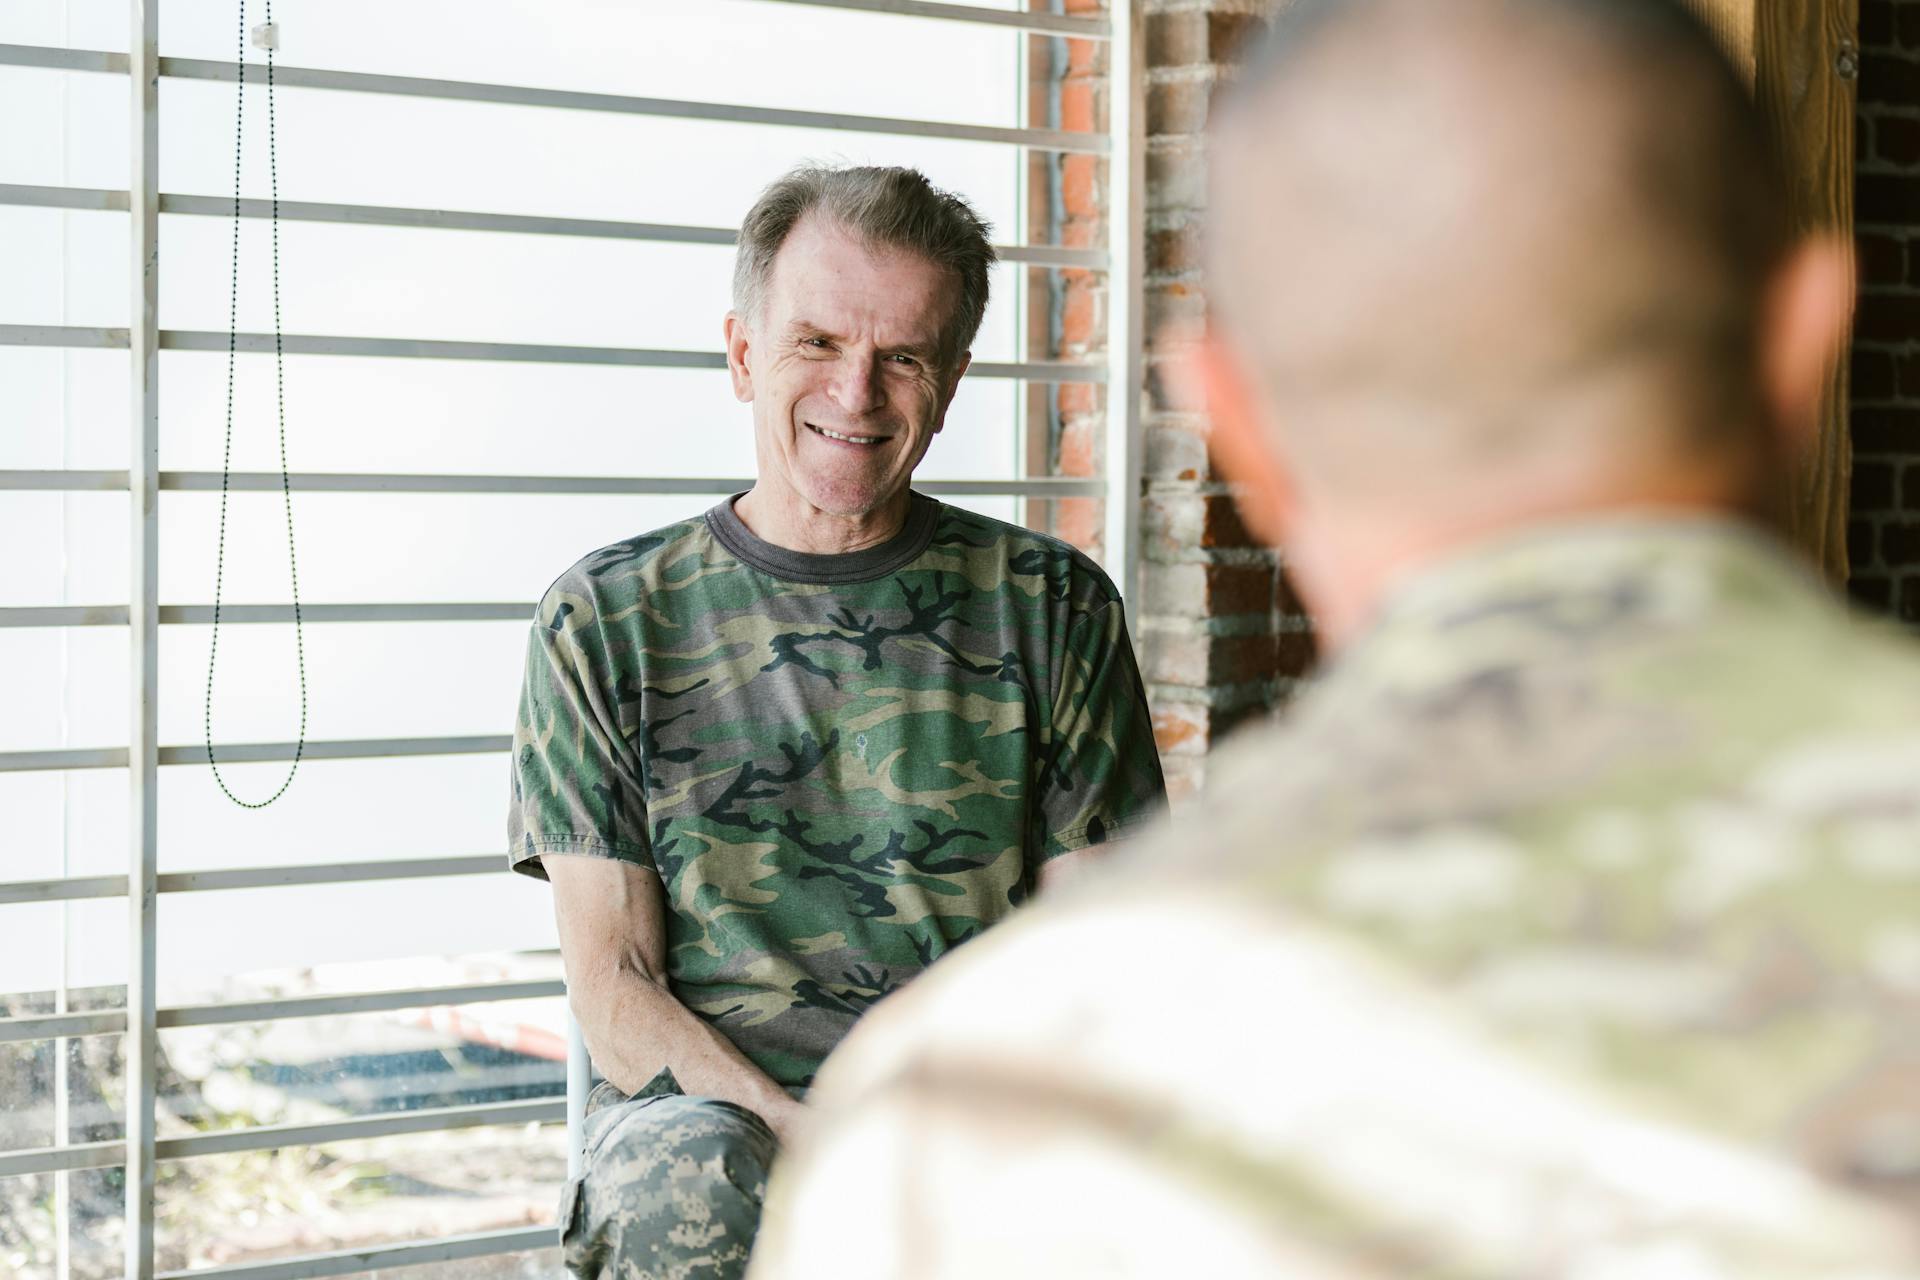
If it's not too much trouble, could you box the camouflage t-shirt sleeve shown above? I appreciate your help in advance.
[506,588,653,882]
[1035,598,1166,865]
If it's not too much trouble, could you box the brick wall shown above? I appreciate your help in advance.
[1033,1,1306,803]
[1851,0,1920,623]
[1031,0,1920,803]
[1036,9,1112,556]
[1138,2,1308,803]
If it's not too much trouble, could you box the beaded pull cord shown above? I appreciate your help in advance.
[206,0,308,807]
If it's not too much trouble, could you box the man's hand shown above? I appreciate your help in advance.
[547,854,802,1135]
[754,1091,811,1147]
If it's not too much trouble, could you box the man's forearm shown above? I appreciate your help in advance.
[578,964,805,1141]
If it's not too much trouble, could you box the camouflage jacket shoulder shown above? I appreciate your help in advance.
[759,517,1920,1275]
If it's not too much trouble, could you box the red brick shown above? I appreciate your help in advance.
[1230,633,1284,683]
[1146,221,1203,276]
[1152,702,1210,757]
[1901,3,1920,48]
[1061,154,1101,219]
[1905,463,1920,509]
[1053,496,1102,553]
[1065,35,1100,77]
[1202,493,1256,548]
[1277,629,1318,678]
[1211,561,1277,615]
[1057,381,1099,418]
[1142,560,1275,618]
[1061,272,1100,346]
[1275,568,1308,620]
[1057,415,1099,477]
[1060,78,1097,135]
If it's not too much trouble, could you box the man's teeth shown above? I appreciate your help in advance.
[813,425,881,445]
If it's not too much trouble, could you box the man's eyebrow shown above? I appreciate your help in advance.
[886,336,940,360]
[784,320,940,360]
[784,320,838,342]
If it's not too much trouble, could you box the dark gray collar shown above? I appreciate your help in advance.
[705,491,940,584]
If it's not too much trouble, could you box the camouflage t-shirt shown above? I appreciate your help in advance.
[508,491,1165,1088]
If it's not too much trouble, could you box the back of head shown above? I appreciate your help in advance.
[1207,0,1790,507]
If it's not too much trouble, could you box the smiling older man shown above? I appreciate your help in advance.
[506,164,1166,1279]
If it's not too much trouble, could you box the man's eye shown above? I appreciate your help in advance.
[887,354,919,367]
[803,337,831,350]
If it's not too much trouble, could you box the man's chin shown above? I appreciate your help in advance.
[798,480,908,525]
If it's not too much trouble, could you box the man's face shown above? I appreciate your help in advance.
[726,216,969,522]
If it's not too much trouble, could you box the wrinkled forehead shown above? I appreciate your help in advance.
[762,216,959,348]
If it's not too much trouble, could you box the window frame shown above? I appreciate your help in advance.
[0,2,1143,1275]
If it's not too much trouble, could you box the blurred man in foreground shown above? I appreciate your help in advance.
[748,1,1920,1276]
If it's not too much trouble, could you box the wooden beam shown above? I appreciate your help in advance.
[1687,0,1858,580]
[1756,0,1859,580]
[1684,0,1757,82]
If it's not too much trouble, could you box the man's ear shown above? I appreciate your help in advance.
[724,311,754,404]
[1168,330,1295,548]
[934,351,972,433]
[1761,235,1853,459]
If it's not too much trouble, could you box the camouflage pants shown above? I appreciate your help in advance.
[561,1076,781,1280]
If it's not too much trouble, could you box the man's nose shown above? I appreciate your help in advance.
[826,349,886,416]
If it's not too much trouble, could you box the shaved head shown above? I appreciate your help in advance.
[1206,0,1790,499]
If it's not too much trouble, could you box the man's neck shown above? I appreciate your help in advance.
[1296,468,1769,656]
[733,485,913,556]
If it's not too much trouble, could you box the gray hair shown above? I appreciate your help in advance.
[732,164,996,367]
